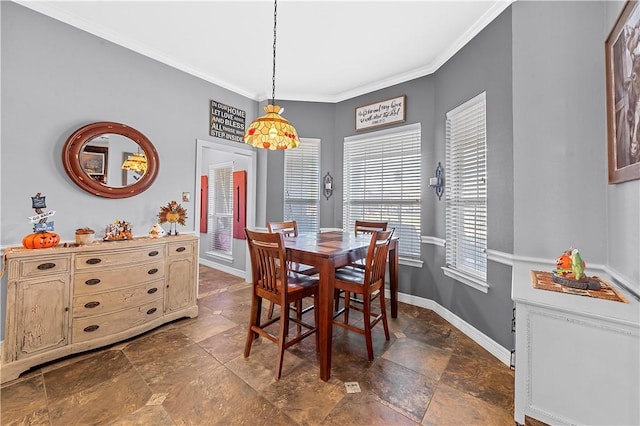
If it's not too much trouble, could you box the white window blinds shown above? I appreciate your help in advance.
[343,123,422,259]
[208,162,233,255]
[445,92,487,281]
[284,138,320,233]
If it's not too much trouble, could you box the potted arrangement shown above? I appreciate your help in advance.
[75,227,95,245]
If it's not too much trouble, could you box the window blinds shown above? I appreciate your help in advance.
[445,92,487,280]
[208,162,233,254]
[284,138,320,233]
[343,124,422,259]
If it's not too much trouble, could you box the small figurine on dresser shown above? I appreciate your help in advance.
[22,193,60,249]
[553,248,601,290]
[104,219,133,241]
[148,223,166,238]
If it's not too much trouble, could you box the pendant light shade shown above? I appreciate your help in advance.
[244,104,299,150]
[243,0,299,150]
[121,151,147,174]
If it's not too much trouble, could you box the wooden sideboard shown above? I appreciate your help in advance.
[1,234,198,383]
[512,261,639,425]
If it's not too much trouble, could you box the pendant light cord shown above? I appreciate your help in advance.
[271,0,277,106]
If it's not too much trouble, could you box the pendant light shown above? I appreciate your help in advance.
[244,0,300,150]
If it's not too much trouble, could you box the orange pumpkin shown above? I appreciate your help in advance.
[556,253,571,270]
[22,232,60,249]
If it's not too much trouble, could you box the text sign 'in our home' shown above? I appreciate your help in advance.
[355,95,406,131]
[210,100,246,142]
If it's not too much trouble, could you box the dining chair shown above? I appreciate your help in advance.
[267,220,318,322]
[335,220,389,310]
[333,229,394,361]
[244,229,319,380]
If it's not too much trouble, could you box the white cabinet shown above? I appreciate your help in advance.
[512,262,640,425]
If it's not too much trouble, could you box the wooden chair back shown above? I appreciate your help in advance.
[245,229,288,305]
[268,220,299,237]
[362,229,394,289]
[354,220,388,236]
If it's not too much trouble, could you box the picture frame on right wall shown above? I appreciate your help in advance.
[605,0,640,184]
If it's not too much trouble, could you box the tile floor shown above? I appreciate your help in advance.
[1,266,547,425]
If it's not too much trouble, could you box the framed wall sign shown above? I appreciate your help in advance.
[355,95,406,131]
[605,0,640,183]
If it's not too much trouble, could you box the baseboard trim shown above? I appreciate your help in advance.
[199,258,245,279]
[390,290,512,366]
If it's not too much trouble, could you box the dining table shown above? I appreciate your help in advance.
[283,230,399,381]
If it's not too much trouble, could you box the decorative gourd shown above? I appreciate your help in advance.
[22,232,60,249]
[556,251,572,271]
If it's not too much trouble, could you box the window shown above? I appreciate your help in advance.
[208,162,233,256]
[444,92,487,291]
[283,138,320,233]
[343,123,421,260]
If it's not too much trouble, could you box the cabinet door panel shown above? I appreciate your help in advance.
[165,257,194,312]
[16,276,70,359]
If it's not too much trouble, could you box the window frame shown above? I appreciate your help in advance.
[443,92,488,293]
[343,123,422,264]
[283,138,321,233]
[207,161,234,260]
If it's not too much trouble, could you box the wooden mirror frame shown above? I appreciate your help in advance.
[62,122,159,198]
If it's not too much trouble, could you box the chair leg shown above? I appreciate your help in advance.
[314,293,320,352]
[363,294,374,361]
[267,302,275,319]
[244,296,261,357]
[334,289,341,311]
[295,300,302,334]
[275,306,288,380]
[344,291,351,325]
[379,289,390,341]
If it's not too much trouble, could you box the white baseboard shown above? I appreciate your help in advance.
[198,258,245,279]
[390,290,512,366]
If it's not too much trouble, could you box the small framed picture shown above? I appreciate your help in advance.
[80,151,105,175]
[605,0,640,183]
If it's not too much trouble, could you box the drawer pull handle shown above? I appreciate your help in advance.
[176,246,186,252]
[85,278,101,286]
[148,250,159,257]
[147,287,158,294]
[148,268,159,275]
[86,258,102,265]
[37,262,56,270]
[84,301,100,309]
[146,308,157,315]
[83,325,99,333]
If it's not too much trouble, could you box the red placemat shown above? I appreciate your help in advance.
[531,271,628,303]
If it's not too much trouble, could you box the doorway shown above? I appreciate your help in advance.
[194,138,256,282]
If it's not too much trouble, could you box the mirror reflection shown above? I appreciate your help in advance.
[80,134,148,188]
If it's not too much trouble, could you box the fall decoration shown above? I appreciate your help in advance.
[104,220,133,241]
[552,248,601,290]
[22,232,60,249]
[158,201,187,235]
[22,193,59,249]
[75,227,95,245]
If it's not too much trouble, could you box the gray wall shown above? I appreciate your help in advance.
[0,2,256,339]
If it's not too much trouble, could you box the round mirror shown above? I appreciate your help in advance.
[62,122,159,198]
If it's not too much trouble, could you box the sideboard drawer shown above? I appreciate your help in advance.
[75,246,164,269]
[73,262,164,295]
[72,280,164,318]
[72,299,164,343]
[167,241,194,258]
[16,255,70,278]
